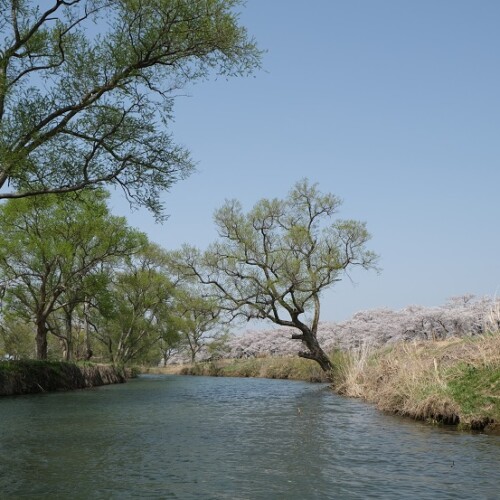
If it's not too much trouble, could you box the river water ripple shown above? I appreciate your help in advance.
[0,375,499,499]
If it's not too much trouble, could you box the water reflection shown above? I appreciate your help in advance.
[0,375,499,499]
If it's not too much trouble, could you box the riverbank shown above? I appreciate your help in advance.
[0,360,127,396]
[157,355,331,382]
[332,334,500,432]
[150,333,500,432]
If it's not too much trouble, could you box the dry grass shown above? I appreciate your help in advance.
[149,356,330,383]
[332,334,500,430]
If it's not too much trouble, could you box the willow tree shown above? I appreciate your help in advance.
[93,244,178,366]
[173,180,378,375]
[173,289,222,363]
[0,0,261,217]
[0,190,145,360]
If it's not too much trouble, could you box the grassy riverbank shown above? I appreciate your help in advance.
[151,333,500,432]
[152,356,331,382]
[332,334,500,431]
[0,360,127,396]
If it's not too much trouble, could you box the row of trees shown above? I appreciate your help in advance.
[0,0,260,365]
[0,191,223,364]
[0,2,379,375]
[1,180,380,374]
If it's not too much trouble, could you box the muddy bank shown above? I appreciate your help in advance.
[0,361,126,396]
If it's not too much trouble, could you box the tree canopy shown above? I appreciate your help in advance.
[0,190,146,359]
[0,0,261,217]
[171,179,379,374]
[92,243,179,365]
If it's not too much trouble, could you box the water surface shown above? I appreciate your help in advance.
[1,375,499,499]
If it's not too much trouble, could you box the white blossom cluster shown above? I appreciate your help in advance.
[166,295,500,364]
[222,295,500,359]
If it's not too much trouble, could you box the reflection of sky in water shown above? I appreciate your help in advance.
[0,376,498,499]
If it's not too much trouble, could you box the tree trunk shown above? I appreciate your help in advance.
[293,326,333,378]
[64,339,73,361]
[83,300,93,361]
[64,309,73,361]
[36,320,48,360]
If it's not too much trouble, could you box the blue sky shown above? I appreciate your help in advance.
[111,0,500,322]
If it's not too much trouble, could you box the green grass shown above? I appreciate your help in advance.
[447,363,500,423]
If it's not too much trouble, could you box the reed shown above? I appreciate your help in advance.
[332,334,500,430]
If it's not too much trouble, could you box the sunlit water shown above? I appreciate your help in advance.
[0,375,499,499]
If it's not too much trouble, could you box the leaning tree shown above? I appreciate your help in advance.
[172,179,378,375]
[0,0,261,217]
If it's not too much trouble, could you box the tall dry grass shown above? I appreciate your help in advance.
[332,334,500,429]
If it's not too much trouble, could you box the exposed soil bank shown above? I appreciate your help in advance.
[150,334,500,433]
[0,360,126,396]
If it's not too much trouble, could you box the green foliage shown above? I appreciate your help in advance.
[181,179,378,327]
[171,179,378,372]
[0,320,35,360]
[0,192,226,365]
[171,287,223,362]
[0,0,261,217]
[0,190,146,360]
[93,243,180,365]
[206,331,232,359]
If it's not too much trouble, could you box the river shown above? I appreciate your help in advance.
[0,375,499,499]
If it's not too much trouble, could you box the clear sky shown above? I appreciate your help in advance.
[111,0,500,323]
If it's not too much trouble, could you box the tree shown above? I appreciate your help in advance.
[0,319,35,360]
[174,288,222,363]
[93,243,178,365]
[173,180,378,375]
[0,190,145,360]
[0,0,261,217]
[157,315,183,366]
[47,269,114,361]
